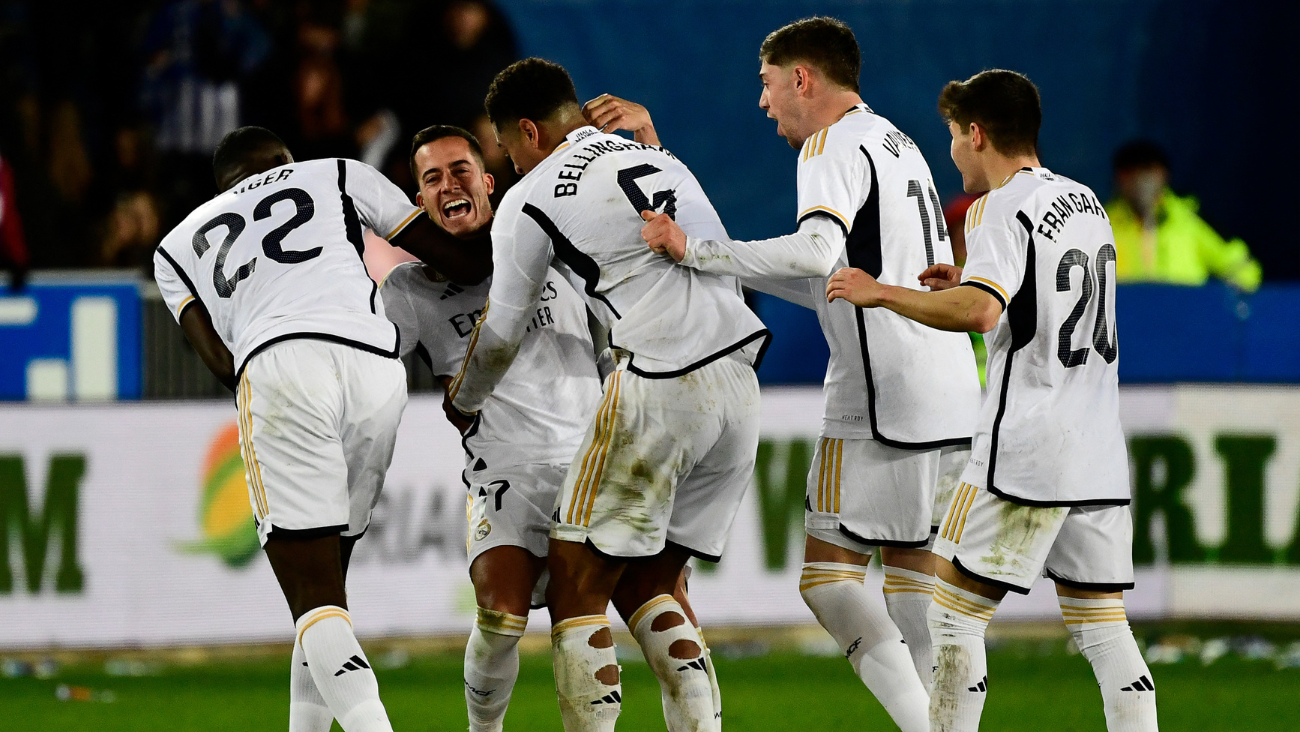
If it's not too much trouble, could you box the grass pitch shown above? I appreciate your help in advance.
[3,633,1293,731]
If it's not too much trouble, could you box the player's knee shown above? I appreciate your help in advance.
[668,638,701,660]
[588,627,614,649]
[650,610,687,632]
[594,664,620,686]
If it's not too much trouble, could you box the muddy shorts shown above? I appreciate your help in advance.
[237,340,407,546]
[551,353,761,561]
[464,461,567,607]
[805,439,968,553]
[933,483,1135,594]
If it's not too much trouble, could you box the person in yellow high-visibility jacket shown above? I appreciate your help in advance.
[1106,140,1261,291]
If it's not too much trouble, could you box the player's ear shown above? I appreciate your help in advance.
[969,122,986,152]
[483,173,495,196]
[415,192,424,208]
[519,118,540,149]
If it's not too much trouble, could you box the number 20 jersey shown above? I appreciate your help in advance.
[153,158,422,372]
[959,167,1130,506]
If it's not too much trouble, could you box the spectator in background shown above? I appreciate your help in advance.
[140,0,271,231]
[0,147,30,288]
[1107,139,1261,291]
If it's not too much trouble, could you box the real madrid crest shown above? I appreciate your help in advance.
[474,519,492,541]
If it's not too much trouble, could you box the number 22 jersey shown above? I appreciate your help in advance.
[153,158,422,373]
[959,167,1130,506]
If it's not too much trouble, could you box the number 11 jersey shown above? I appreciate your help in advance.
[959,167,1130,506]
[153,158,422,373]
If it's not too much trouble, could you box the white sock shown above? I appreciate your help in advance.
[883,565,937,692]
[928,580,998,732]
[465,608,528,732]
[551,615,621,732]
[800,563,929,732]
[696,626,722,727]
[628,596,717,732]
[296,606,393,732]
[290,638,333,732]
[1059,596,1158,732]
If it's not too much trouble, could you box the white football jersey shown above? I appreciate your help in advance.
[959,167,1130,506]
[154,158,422,372]
[380,262,602,468]
[449,126,769,412]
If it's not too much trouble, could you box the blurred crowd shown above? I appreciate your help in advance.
[0,0,518,280]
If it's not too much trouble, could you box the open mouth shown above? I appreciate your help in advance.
[442,198,473,220]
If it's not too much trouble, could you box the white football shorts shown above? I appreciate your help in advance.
[465,460,568,564]
[933,483,1135,594]
[551,352,761,561]
[805,438,969,553]
[237,339,407,546]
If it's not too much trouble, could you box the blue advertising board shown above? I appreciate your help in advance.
[0,273,141,400]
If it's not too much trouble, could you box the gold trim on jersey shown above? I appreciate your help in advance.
[237,372,270,520]
[447,300,490,403]
[802,127,831,161]
[567,372,623,526]
[814,437,844,513]
[175,295,195,317]
[966,277,1008,304]
[797,205,851,232]
[297,606,353,645]
[384,208,423,240]
[964,194,990,234]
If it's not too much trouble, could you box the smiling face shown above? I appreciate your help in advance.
[412,135,494,235]
[759,61,810,149]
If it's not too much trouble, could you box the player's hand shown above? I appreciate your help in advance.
[442,390,476,435]
[582,94,660,146]
[918,263,962,291]
[826,267,886,307]
[641,210,687,262]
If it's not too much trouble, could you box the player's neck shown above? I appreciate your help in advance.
[544,111,590,151]
[808,91,864,133]
[984,154,1041,191]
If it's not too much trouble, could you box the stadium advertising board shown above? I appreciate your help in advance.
[1,385,1298,649]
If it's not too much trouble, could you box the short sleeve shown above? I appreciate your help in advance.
[153,245,199,323]
[345,159,423,240]
[795,127,866,237]
[377,269,420,359]
[959,195,1026,310]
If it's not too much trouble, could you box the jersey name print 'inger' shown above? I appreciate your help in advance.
[959,167,1129,506]
[153,158,422,373]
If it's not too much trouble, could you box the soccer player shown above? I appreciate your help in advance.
[381,125,719,731]
[641,17,980,729]
[824,70,1159,732]
[447,58,767,732]
[152,126,491,732]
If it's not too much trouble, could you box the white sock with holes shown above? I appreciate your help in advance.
[464,608,528,732]
[629,596,718,732]
[551,615,621,732]
[296,606,393,732]
[290,638,333,732]
[696,625,722,727]
[1059,596,1158,732]
[928,580,998,732]
[800,563,929,732]
[883,565,937,692]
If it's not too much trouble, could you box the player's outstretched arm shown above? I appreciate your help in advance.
[643,211,841,279]
[179,305,237,392]
[390,215,493,286]
[582,94,660,146]
[826,267,1002,333]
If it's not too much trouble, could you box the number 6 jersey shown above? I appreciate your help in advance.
[153,158,422,373]
[959,167,1130,506]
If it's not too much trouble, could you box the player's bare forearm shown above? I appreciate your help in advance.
[179,305,237,392]
[826,267,1002,333]
[391,215,493,285]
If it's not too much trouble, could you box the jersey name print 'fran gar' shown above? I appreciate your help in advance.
[959,167,1130,507]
